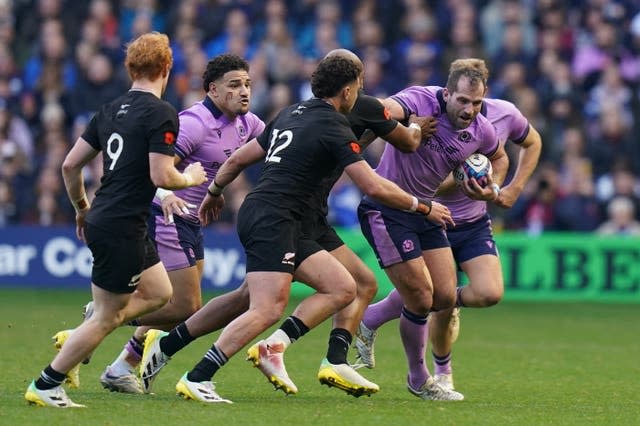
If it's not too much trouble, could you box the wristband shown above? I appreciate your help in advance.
[72,195,89,211]
[490,183,500,196]
[156,188,173,201]
[409,123,421,131]
[207,180,224,197]
[416,199,432,216]
[182,173,194,187]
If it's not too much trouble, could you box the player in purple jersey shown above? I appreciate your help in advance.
[354,58,541,395]
[24,32,206,408]
[355,59,509,401]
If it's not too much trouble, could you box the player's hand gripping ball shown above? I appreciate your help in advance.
[453,153,492,188]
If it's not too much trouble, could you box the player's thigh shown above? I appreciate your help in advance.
[296,249,356,296]
[459,254,504,301]
[330,244,376,291]
[90,284,132,323]
[423,247,457,310]
[166,260,203,305]
[137,260,173,300]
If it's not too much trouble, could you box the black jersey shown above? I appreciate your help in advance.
[83,90,178,237]
[310,91,399,218]
[250,98,363,217]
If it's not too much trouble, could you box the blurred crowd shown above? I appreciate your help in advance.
[2,0,640,236]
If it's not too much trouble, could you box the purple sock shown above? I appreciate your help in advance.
[455,286,466,307]
[400,307,429,390]
[433,351,452,375]
[125,337,144,362]
[362,289,404,330]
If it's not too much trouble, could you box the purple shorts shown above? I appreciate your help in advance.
[148,204,204,272]
[446,214,498,264]
[358,197,449,268]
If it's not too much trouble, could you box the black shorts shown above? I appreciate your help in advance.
[85,223,160,294]
[237,199,301,274]
[297,213,344,266]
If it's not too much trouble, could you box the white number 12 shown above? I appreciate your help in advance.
[265,129,293,163]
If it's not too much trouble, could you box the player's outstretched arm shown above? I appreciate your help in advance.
[150,153,207,189]
[198,138,265,226]
[345,160,454,228]
[496,124,542,208]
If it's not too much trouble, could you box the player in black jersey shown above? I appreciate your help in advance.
[24,32,206,408]
[134,51,441,399]
[136,55,452,403]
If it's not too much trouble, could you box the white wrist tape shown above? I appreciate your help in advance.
[409,196,419,212]
[409,123,421,131]
[490,183,501,196]
[182,173,194,187]
[156,188,173,201]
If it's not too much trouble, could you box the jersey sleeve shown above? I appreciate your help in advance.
[506,104,530,144]
[390,86,440,120]
[147,102,179,157]
[357,94,398,137]
[174,111,205,160]
[323,117,363,169]
[477,118,499,158]
[246,112,266,139]
[257,113,279,151]
[81,113,101,151]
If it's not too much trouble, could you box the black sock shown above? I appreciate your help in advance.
[35,365,66,390]
[161,323,195,357]
[187,344,227,383]
[326,328,352,365]
[280,316,310,343]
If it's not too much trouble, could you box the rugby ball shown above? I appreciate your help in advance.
[453,153,492,187]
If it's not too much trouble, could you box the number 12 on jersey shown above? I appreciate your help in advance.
[265,128,293,163]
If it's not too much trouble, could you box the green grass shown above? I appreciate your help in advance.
[1,289,638,425]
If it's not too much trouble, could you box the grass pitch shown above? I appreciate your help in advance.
[1,288,638,425]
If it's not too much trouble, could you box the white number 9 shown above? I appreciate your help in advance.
[106,132,124,170]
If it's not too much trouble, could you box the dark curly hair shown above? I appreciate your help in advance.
[202,54,250,92]
[311,56,360,99]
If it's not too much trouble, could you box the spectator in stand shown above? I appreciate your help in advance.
[596,196,640,236]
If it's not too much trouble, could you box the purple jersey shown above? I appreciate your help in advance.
[377,86,498,199]
[155,96,265,223]
[436,98,529,223]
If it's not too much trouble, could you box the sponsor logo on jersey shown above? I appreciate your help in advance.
[164,131,176,145]
[281,252,295,266]
[350,141,361,154]
[117,104,130,117]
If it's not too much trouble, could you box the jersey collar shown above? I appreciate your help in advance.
[203,95,224,119]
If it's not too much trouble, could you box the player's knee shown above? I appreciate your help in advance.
[478,288,503,307]
[335,276,357,308]
[356,269,378,301]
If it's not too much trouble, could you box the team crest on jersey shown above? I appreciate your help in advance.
[237,125,246,138]
[458,130,471,143]
[350,141,361,154]
[164,131,176,145]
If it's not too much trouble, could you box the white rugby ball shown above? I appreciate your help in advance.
[453,153,492,187]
